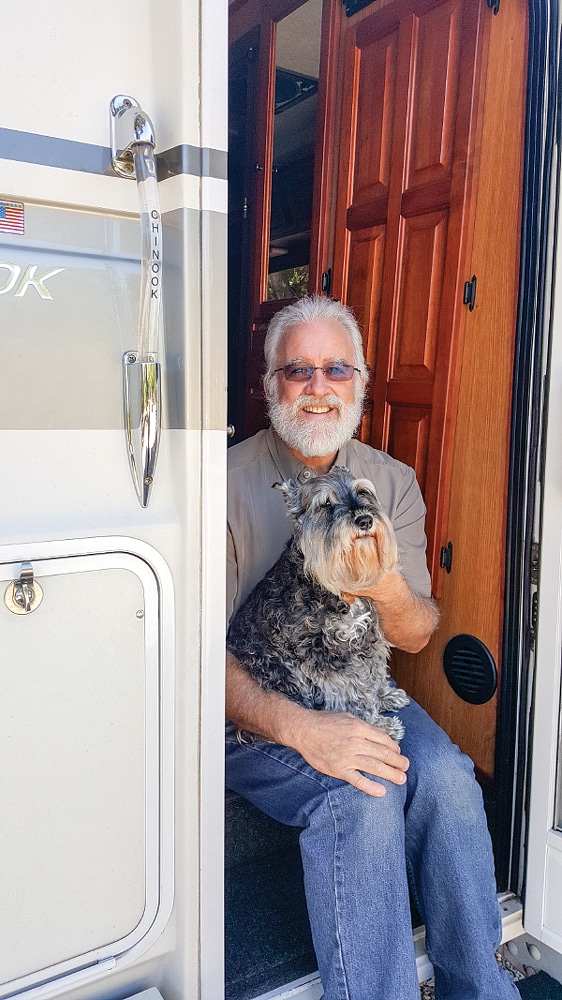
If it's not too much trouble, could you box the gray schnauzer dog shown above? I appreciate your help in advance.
[227,465,409,741]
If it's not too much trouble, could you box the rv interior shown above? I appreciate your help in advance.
[226,0,533,997]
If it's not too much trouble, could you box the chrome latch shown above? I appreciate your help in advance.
[4,562,44,615]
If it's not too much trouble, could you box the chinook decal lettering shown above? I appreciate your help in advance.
[0,262,65,300]
[150,210,161,299]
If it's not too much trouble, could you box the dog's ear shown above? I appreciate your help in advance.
[273,479,304,520]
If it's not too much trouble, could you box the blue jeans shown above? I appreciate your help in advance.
[225,697,519,1000]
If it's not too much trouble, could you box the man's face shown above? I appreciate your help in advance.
[265,319,366,460]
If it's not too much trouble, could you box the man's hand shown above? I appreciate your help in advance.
[227,654,408,798]
[344,571,439,653]
[288,709,409,798]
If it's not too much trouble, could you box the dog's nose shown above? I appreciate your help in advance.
[354,513,373,531]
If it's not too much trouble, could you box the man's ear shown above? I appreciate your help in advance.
[273,479,303,520]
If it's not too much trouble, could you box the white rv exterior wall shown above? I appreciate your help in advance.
[524,185,562,952]
[0,1,228,998]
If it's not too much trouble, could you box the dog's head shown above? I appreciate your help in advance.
[276,466,398,595]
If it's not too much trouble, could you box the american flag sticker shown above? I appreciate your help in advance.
[0,200,25,235]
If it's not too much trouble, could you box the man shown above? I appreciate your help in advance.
[226,295,518,1000]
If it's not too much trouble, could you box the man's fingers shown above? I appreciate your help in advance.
[349,749,409,789]
[348,771,388,798]
[293,711,410,794]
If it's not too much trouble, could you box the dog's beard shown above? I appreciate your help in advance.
[301,516,398,596]
[267,389,365,458]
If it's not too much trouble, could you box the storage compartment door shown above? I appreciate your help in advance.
[0,550,168,995]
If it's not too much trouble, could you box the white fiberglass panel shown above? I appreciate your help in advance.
[544,833,562,943]
[0,551,161,993]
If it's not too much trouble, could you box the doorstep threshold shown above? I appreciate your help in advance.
[248,894,523,1000]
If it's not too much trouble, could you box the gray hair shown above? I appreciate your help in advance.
[263,295,368,378]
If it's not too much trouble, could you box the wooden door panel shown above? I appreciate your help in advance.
[407,0,462,189]
[392,210,448,379]
[352,31,398,208]
[345,225,386,442]
[346,226,385,367]
[387,405,431,494]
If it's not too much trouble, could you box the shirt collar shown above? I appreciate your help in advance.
[266,426,350,485]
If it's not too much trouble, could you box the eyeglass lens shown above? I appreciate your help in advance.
[281,364,356,382]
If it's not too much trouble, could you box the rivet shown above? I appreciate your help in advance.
[136,609,144,619]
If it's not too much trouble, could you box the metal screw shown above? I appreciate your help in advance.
[136,609,144,619]
[127,353,137,363]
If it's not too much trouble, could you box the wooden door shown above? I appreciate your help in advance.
[331,0,527,781]
[332,0,490,594]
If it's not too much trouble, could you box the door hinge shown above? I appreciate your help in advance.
[529,542,540,644]
[530,541,540,585]
[440,541,453,574]
[530,590,539,644]
[321,268,332,297]
[487,0,500,14]
[463,275,477,311]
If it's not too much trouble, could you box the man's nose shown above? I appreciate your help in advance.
[305,367,329,392]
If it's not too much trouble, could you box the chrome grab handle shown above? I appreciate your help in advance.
[123,352,161,507]
[111,95,162,508]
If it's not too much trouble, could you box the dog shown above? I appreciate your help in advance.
[227,466,409,741]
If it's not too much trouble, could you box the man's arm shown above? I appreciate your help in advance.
[226,652,409,798]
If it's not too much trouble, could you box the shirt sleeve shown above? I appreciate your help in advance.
[392,467,432,598]
[226,523,238,626]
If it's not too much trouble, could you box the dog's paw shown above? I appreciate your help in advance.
[384,716,405,742]
[364,707,406,741]
[382,688,410,712]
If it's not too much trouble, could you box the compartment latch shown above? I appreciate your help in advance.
[4,562,44,615]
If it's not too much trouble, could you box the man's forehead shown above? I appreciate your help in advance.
[279,320,353,356]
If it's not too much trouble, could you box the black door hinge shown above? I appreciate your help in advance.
[440,541,453,574]
[463,275,477,311]
[530,541,540,585]
[321,268,332,297]
[487,0,500,14]
[530,590,539,644]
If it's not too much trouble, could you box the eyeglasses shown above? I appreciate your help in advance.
[273,363,361,383]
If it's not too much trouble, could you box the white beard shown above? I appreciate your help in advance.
[267,390,365,458]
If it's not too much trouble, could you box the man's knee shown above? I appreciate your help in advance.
[406,737,484,824]
[305,777,407,847]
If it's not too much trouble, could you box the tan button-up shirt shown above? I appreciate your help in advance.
[227,427,431,623]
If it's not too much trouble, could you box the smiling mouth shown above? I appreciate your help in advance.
[301,405,332,414]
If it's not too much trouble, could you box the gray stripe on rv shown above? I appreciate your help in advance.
[0,204,223,431]
[0,128,227,180]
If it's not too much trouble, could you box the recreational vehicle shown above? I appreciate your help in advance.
[1,0,562,998]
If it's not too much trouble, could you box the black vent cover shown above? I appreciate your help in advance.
[443,634,497,705]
